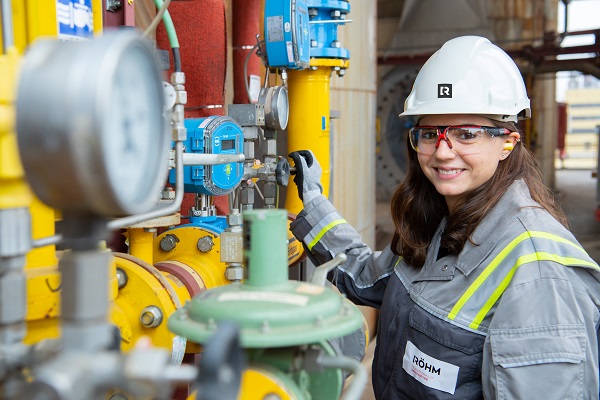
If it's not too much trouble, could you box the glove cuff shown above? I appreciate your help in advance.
[303,190,325,208]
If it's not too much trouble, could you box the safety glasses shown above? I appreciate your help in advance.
[409,125,511,155]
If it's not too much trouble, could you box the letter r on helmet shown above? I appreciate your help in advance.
[438,84,452,98]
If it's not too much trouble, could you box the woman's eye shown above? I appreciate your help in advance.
[456,130,479,140]
[420,131,438,140]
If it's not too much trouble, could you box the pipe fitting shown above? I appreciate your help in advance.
[197,236,214,253]
[171,71,186,86]
[116,268,128,289]
[225,265,244,282]
[159,234,179,252]
[140,306,163,328]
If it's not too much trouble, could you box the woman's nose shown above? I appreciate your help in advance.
[434,137,456,158]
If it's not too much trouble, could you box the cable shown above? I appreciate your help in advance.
[172,47,181,73]
[244,41,264,103]
[148,0,181,72]
[253,181,265,201]
[144,0,172,38]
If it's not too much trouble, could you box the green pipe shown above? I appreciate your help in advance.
[153,0,179,48]
[243,209,288,287]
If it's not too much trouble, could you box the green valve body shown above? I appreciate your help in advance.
[168,209,364,348]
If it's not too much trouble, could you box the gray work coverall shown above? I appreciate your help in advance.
[290,180,600,399]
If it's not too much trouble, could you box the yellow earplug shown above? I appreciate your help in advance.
[503,142,514,151]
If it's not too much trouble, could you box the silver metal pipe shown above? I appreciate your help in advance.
[32,234,63,248]
[310,253,347,287]
[1,0,14,53]
[60,250,113,352]
[182,152,245,166]
[320,355,367,400]
[107,141,185,231]
[309,19,353,24]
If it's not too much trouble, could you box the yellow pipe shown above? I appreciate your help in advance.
[111,254,197,353]
[3,0,104,346]
[128,228,155,265]
[285,59,349,216]
[7,0,104,53]
[24,251,119,345]
[0,47,31,210]
[286,66,331,215]
[26,198,58,268]
[153,227,229,289]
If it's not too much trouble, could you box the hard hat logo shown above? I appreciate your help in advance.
[438,84,452,98]
[400,36,531,122]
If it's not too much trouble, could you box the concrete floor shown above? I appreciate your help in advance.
[357,169,600,399]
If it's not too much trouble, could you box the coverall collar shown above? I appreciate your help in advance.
[454,180,536,276]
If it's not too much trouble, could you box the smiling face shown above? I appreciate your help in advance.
[416,114,520,212]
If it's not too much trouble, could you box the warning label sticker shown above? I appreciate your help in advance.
[57,0,94,41]
[266,15,284,42]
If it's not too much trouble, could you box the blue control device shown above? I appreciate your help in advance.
[264,0,310,69]
[170,116,244,196]
[307,0,350,59]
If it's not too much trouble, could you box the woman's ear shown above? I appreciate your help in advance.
[501,132,520,159]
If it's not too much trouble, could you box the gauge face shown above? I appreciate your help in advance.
[260,86,289,131]
[16,30,168,217]
[273,86,289,130]
[103,45,165,210]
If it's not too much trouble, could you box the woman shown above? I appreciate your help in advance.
[289,36,600,399]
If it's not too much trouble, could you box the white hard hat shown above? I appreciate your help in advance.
[401,36,531,122]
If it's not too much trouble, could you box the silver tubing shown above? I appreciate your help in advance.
[320,355,368,400]
[107,141,185,231]
[182,152,245,166]
[0,0,14,53]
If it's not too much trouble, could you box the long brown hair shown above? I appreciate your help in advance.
[390,121,568,267]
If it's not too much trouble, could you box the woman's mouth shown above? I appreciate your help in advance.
[436,168,464,176]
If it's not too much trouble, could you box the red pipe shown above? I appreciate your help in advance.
[156,0,229,215]
[232,0,261,104]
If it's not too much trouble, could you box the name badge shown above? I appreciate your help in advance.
[402,341,459,395]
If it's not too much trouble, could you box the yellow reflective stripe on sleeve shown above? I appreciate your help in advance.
[307,219,347,251]
[468,252,599,330]
[448,231,586,321]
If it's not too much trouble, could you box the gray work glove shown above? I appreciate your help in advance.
[288,150,324,205]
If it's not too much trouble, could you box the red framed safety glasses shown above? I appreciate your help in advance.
[409,125,511,155]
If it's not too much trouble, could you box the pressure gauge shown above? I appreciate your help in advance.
[16,30,168,217]
[258,86,289,131]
